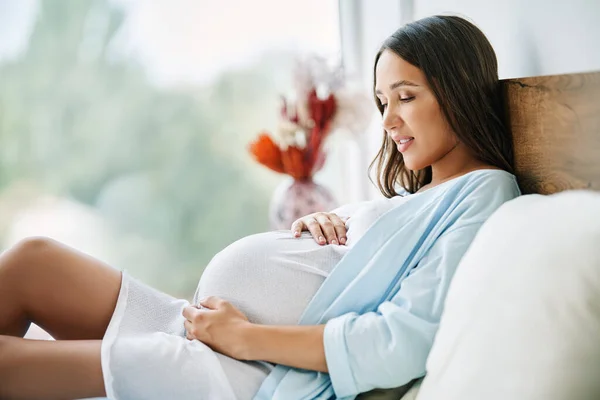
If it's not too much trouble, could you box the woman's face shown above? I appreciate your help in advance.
[375,49,457,171]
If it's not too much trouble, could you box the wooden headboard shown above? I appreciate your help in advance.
[501,71,600,194]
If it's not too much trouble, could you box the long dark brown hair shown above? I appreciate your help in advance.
[369,15,514,196]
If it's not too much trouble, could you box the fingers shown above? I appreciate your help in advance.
[182,303,209,323]
[198,296,225,310]
[315,213,339,245]
[183,304,207,340]
[292,213,348,245]
[290,220,305,238]
[184,319,204,341]
[182,305,199,321]
[305,216,326,245]
[329,214,348,245]
[184,320,194,340]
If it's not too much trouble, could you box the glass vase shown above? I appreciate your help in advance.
[269,178,337,230]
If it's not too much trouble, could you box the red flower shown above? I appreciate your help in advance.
[248,133,284,174]
[248,87,337,180]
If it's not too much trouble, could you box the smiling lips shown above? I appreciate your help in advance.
[393,136,414,152]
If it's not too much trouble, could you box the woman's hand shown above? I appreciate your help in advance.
[183,296,252,360]
[183,297,329,371]
[291,212,348,245]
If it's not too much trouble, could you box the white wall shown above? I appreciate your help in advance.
[414,0,600,79]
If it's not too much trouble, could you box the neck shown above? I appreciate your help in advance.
[429,143,491,186]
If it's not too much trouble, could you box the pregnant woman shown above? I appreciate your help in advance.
[0,15,520,400]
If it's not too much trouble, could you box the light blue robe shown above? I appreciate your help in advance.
[254,169,520,399]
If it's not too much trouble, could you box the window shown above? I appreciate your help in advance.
[0,0,340,299]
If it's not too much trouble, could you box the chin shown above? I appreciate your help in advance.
[402,154,428,171]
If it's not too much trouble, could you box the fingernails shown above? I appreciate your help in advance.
[331,239,338,245]
[294,231,300,238]
[340,237,346,245]
[318,236,325,244]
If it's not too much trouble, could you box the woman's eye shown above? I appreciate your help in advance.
[381,103,388,110]
[400,96,415,103]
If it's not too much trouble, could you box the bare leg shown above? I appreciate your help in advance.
[0,335,106,400]
[0,237,121,340]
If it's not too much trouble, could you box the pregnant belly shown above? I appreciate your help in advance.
[194,231,348,325]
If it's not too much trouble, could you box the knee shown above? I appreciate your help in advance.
[12,236,57,254]
[0,237,58,276]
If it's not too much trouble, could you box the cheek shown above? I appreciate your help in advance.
[428,101,451,139]
[402,102,456,169]
[403,100,447,139]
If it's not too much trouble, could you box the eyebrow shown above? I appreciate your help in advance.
[375,80,419,95]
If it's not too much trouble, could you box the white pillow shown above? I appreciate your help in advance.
[417,191,600,400]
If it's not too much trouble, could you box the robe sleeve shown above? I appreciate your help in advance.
[322,223,481,398]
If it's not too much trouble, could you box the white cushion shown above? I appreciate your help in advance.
[417,191,600,400]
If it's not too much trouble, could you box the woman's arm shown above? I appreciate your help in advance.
[322,224,482,397]
[242,324,328,372]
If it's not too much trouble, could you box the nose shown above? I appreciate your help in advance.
[382,105,402,132]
